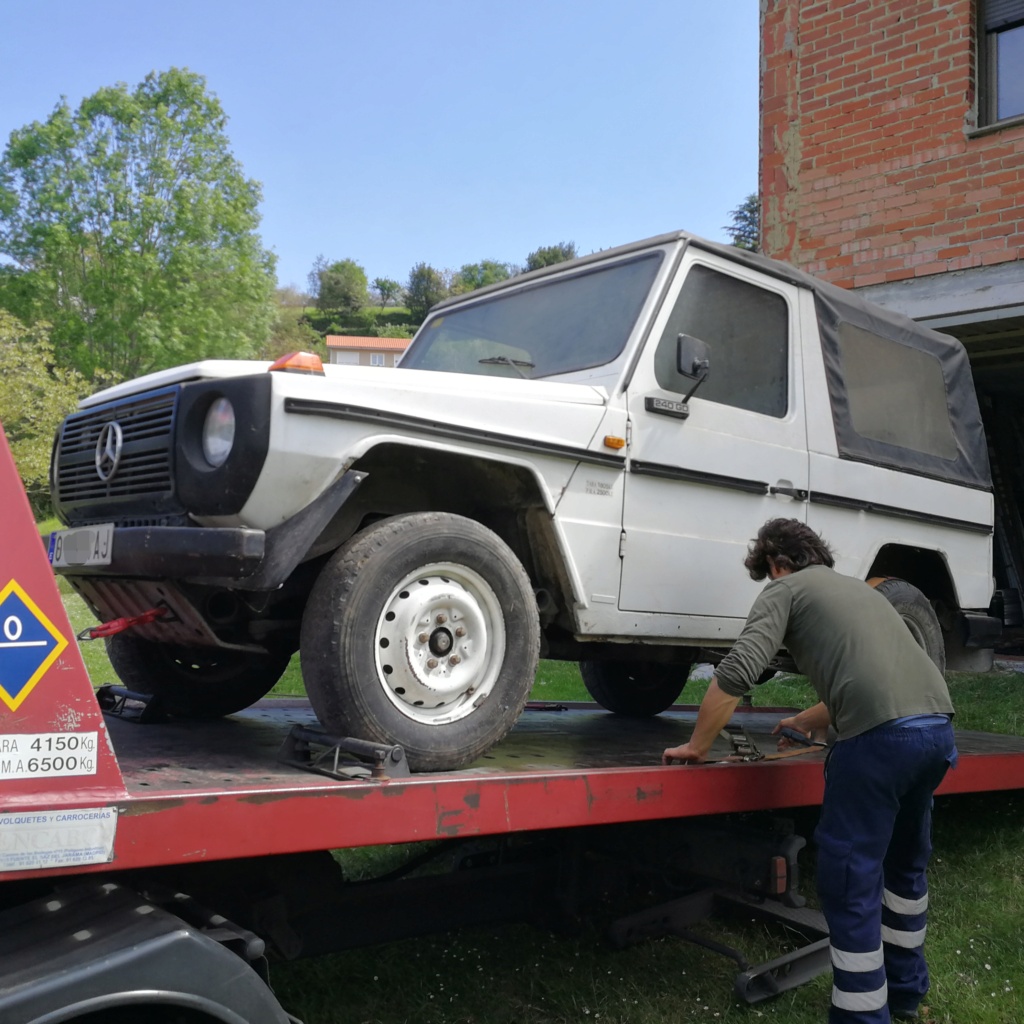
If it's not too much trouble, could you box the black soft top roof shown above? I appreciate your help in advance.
[431,230,991,490]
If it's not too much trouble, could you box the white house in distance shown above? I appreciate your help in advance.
[324,335,411,368]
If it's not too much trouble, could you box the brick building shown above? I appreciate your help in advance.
[760,0,1024,364]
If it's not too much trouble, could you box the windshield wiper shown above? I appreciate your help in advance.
[478,355,535,379]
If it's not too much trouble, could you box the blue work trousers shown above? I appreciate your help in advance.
[815,720,957,1024]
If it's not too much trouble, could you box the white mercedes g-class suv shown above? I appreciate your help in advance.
[49,231,998,770]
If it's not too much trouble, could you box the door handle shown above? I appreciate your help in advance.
[769,485,809,501]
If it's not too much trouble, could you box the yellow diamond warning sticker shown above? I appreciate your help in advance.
[0,580,69,712]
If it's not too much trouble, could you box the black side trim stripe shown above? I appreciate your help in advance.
[284,397,625,468]
[809,491,992,535]
[629,462,992,535]
[630,460,769,495]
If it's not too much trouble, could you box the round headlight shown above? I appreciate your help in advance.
[202,397,235,468]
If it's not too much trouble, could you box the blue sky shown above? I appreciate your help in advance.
[1,0,760,291]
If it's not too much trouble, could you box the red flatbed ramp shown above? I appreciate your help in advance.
[5,697,1023,882]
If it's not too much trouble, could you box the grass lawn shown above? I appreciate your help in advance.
[56,584,1024,1023]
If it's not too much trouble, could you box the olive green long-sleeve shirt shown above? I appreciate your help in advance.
[714,565,953,739]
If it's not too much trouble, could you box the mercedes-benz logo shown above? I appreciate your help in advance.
[95,421,124,482]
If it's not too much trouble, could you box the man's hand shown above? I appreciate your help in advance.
[663,742,707,765]
[772,716,812,750]
[661,677,741,765]
[772,702,831,750]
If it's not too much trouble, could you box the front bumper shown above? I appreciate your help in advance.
[55,469,366,591]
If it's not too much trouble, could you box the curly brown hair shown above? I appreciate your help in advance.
[744,518,835,581]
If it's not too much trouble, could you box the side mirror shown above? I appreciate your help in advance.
[677,333,710,379]
[677,333,710,406]
[646,335,711,421]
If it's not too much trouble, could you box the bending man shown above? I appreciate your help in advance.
[663,518,956,1024]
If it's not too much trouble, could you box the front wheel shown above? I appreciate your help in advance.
[871,578,946,673]
[105,635,292,718]
[300,512,541,772]
[579,660,690,717]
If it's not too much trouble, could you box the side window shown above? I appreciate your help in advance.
[654,264,789,417]
[837,323,958,460]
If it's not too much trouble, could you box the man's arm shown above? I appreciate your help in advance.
[663,582,792,765]
[663,677,740,764]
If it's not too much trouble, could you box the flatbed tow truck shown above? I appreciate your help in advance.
[4,424,1024,1024]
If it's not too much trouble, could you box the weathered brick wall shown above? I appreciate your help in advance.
[760,0,1024,287]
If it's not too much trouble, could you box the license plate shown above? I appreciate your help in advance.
[48,524,115,568]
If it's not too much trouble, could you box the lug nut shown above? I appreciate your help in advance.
[449,654,461,665]
[455,626,466,637]
[426,658,438,669]
[435,613,448,624]
[418,633,430,644]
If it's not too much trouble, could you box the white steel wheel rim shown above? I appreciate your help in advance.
[374,561,507,725]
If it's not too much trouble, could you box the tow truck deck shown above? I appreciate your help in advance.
[3,423,1024,1023]
[9,699,1024,874]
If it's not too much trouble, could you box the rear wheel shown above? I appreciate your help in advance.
[871,577,946,673]
[105,634,291,718]
[300,512,540,772]
[579,660,690,717]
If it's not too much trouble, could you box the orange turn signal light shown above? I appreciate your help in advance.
[603,435,626,450]
[268,351,325,375]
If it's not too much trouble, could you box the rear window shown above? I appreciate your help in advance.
[837,322,958,461]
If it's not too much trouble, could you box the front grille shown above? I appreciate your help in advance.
[55,389,178,513]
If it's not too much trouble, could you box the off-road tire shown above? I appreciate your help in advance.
[872,577,946,673]
[105,634,291,718]
[300,512,540,772]
[579,660,690,717]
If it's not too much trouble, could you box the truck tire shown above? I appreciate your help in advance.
[105,634,292,718]
[300,512,541,772]
[872,578,946,674]
[579,660,689,717]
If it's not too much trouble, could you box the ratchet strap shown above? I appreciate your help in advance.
[78,606,168,641]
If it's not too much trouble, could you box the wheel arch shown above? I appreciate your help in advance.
[309,441,581,623]
[865,543,958,613]
[866,544,966,669]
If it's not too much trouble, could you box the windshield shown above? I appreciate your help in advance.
[400,253,663,379]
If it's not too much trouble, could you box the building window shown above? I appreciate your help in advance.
[370,353,385,366]
[980,0,1024,124]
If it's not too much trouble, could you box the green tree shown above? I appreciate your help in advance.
[0,312,103,514]
[372,276,402,310]
[405,263,448,321]
[452,260,512,294]
[316,259,368,313]
[525,242,578,271]
[724,193,760,251]
[260,307,324,361]
[0,68,277,379]
[307,254,328,306]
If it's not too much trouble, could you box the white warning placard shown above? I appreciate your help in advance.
[0,807,117,872]
[0,732,99,780]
